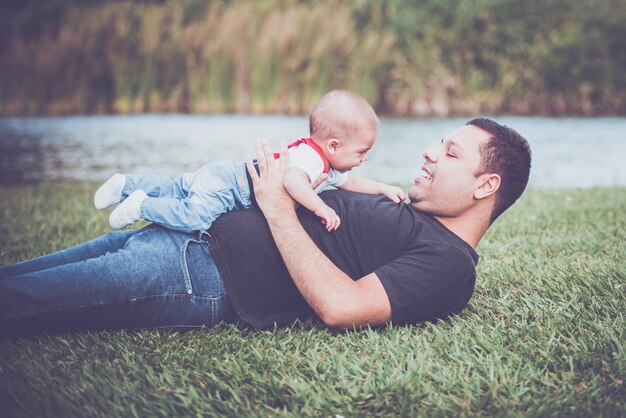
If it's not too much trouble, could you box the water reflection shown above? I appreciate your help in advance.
[0,115,625,188]
[0,130,48,183]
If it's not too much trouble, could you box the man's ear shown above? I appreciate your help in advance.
[326,138,341,155]
[474,173,500,200]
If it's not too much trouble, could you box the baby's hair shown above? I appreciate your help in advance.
[309,90,379,142]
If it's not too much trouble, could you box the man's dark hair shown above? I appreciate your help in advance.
[467,118,532,225]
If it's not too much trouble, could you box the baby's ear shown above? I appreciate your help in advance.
[327,138,341,154]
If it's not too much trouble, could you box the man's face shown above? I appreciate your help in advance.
[409,124,490,217]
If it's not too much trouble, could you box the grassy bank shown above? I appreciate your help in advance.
[0,183,624,417]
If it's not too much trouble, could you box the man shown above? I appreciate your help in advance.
[0,118,531,336]
[212,117,531,329]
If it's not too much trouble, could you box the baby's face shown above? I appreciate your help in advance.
[327,131,376,172]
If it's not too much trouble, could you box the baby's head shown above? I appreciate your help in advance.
[309,90,379,172]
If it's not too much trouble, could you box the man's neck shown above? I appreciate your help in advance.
[433,211,489,249]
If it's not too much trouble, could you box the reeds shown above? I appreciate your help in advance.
[1,0,624,116]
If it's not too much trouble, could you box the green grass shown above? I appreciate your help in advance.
[0,182,624,417]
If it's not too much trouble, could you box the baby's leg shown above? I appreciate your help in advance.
[139,161,252,232]
[106,173,191,229]
[139,192,231,232]
[124,173,187,200]
[94,173,126,209]
[95,173,184,210]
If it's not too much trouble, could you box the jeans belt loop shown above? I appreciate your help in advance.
[199,230,211,243]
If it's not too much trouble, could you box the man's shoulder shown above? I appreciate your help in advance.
[320,190,479,264]
[422,241,478,270]
[319,190,431,220]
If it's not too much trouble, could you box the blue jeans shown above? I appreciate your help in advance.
[124,160,252,232]
[0,225,237,337]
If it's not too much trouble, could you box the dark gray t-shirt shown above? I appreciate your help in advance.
[209,190,478,329]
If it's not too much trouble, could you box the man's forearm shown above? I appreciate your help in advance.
[246,139,390,329]
[264,207,388,328]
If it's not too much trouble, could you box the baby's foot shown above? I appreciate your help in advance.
[109,190,147,229]
[94,174,126,209]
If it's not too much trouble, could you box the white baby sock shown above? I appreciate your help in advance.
[109,189,148,229]
[94,173,126,210]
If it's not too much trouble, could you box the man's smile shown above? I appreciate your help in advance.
[419,165,433,181]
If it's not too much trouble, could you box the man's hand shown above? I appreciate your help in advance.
[245,139,294,219]
[381,185,406,204]
[314,204,341,231]
[246,139,327,218]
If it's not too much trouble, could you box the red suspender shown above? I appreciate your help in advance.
[272,138,330,174]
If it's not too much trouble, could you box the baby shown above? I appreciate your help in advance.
[94,90,404,232]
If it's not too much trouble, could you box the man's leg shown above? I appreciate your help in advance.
[0,229,137,280]
[0,225,236,337]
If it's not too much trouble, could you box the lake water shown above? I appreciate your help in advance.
[0,114,625,189]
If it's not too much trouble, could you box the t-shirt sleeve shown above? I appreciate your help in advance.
[326,170,349,188]
[375,244,476,324]
[287,146,324,186]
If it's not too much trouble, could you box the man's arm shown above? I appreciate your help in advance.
[246,140,392,329]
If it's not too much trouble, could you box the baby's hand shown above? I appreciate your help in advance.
[314,204,341,231]
[382,185,405,204]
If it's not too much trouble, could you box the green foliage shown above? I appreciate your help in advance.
[0,183,624,416]
[1,0,625,116]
